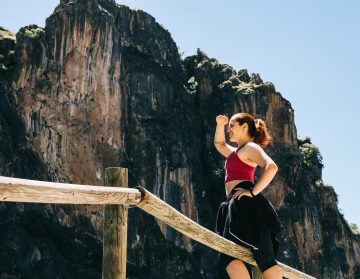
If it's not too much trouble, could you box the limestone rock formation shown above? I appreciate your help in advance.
[0,0,359,278]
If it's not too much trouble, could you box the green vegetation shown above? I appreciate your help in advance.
[0,28,16,76]
[349,223,360,235]
[219,80,232,90]
[213,168,223,177]
[0,49,16,75]
[187,76,198,94]
[25,27,44,39]
[0,28,16,41]
[298,137,324,168]
[21,25,45,39]
[0,64,7,71]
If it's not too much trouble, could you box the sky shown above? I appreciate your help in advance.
[1,0,359,227]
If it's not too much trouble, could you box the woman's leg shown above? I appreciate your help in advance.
[226,259,251,279]
[254,230,282,279]
[262,264,282,279]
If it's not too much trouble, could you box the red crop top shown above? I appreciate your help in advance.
[224,145,256,183]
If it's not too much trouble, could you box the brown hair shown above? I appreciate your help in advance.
[232,113,272,148]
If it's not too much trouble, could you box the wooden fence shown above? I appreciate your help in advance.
[0,168,316,279]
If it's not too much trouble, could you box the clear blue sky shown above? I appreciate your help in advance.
[1,0,359,227]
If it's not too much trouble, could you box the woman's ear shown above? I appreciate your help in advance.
[242,123,248,131]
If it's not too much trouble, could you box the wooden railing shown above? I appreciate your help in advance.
[0,168,316,279]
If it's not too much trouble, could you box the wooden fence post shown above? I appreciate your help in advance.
[253,266,263,279]
[102,167,128,279]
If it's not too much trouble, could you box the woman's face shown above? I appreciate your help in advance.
[227,117,246,142]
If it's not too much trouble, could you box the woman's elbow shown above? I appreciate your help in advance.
[268,162,278,173]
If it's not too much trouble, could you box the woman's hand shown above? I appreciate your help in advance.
[233,188,253,200]
[216,115,228,126]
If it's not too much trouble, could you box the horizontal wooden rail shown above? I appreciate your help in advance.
[0,175,315,279]
[135,186,316,279]
[0,176,141,205]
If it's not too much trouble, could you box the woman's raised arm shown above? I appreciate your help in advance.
[214,115,235,158]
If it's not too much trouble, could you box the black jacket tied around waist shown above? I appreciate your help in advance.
[215,181,284,255]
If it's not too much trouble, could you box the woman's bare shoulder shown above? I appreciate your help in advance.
[245,142,263,151]
[242,142,265,157]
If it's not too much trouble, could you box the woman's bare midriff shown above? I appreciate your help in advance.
[225,179,252,197]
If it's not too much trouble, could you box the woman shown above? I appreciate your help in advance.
[214,113,284,279]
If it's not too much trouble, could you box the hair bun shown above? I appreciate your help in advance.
[253,118,272,148]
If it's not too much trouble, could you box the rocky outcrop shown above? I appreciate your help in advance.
[0,26,103,279]
[0,0,359,278]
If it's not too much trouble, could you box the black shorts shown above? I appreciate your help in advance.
[219,229,277,274]
[216,181,284,277]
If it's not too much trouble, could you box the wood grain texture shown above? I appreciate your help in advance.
[135,186,316,279]
[0,175,140,205]
[253,266,263,279]
[102,168,128,279]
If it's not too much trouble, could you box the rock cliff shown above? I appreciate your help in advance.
[0,0,359,278]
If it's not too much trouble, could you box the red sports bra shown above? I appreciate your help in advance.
[224,144,256,183]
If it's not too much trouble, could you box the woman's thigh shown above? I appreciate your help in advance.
[226,259,252,279]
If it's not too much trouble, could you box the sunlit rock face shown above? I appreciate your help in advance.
[0,0,359,278]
